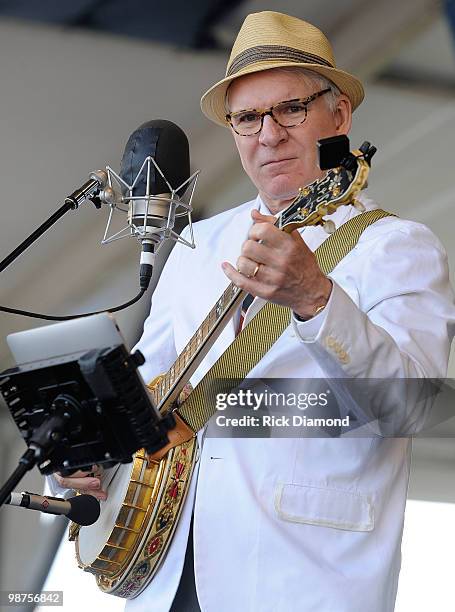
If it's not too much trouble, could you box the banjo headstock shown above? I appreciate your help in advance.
[277,138,376,235]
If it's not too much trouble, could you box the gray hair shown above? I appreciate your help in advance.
[225,66,341,115]
[273,67,341,114]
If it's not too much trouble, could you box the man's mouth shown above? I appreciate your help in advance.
[262,157,296,167]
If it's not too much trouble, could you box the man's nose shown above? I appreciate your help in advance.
[258,114,288,146]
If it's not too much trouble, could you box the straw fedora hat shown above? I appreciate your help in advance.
[200,11,364,126]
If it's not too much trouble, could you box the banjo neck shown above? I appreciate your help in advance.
[150,281,247,413]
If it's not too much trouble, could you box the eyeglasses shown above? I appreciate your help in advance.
[225,88,331,136]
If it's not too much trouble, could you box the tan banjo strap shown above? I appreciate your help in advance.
[177,209,395,433]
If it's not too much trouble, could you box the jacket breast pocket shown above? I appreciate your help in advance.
[274,483,374,532]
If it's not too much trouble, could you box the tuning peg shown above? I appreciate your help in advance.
[352,199,365,212]
[322,219,336,234]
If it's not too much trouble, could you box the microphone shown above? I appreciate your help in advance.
[6,491,100,526]
[99,119,199,290]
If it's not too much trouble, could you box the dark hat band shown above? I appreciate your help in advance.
[227,45,334,77]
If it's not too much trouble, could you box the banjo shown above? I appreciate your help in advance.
[71,142,373,598]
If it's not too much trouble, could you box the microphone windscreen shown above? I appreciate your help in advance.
[67,494,101,526]
[120,119,190,196]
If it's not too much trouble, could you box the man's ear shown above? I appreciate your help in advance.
[334,95,352,135]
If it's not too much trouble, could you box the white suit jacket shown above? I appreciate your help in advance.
[128,192,455,612]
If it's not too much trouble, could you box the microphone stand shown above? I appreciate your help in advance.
[0,170,149,318]
[0,411,70,508]
[0,181,103,276]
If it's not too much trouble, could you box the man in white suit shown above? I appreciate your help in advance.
[56,11,455,612]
